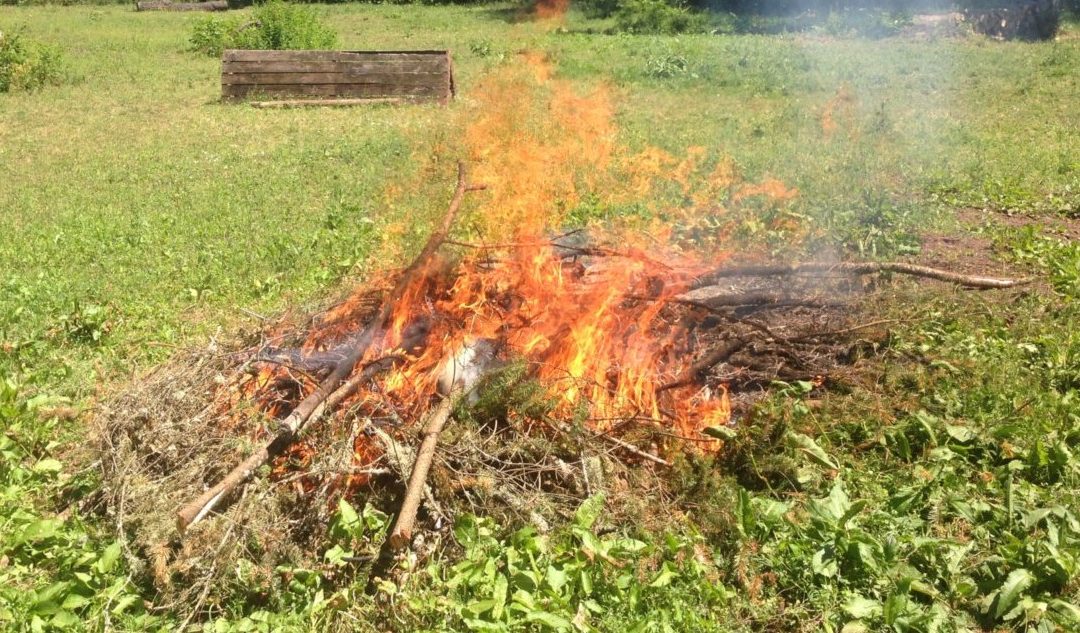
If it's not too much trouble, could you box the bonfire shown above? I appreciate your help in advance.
[96,54,1023,611]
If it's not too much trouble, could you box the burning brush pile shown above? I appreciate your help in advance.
[95,55,1025,608]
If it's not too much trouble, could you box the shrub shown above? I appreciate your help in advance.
[614,0,708,34]
[189,14,234,57]
[576,0,621,18]
[822,9,913,38]
[0,28,64,93]
[189,0,338,58]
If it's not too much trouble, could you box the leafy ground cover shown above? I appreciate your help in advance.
[0,4,1078,631]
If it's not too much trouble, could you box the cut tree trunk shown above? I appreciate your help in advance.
[136,1,229,11]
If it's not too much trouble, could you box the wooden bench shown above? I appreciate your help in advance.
[221,50,455,105]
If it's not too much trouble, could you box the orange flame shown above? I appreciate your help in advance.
[350,54,734,444]
[217,54,812,488]
[535,0,570,20]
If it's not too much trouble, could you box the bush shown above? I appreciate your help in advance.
[0,28,64,93]
[614,0,708,34]
[822,8,913,38]
[189,0,338,58]
[577,0,621,18]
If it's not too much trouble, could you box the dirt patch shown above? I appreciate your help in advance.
[915,231,1005,276]
[914,206,1072,297]
[956,207,1080,241]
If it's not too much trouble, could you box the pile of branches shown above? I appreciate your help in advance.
[96,163,1027,614]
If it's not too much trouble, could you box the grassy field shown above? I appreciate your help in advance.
[2,3,1079,631]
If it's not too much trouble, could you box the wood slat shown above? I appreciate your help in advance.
[222,50,448,63]
[222,72,447,87]
[222,60,448,74]
[220,50,453,103]
[222,83,444,98]
[250,98,415,109]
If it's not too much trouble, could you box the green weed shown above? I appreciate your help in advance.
[189,1,338,58]
[0,27,63,92]
[614,0,706,35]
[1003,226,1080,297]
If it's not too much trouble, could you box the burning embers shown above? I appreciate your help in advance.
[301,231,732,447]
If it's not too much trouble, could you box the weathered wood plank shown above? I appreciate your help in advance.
[222,72,447,86]
[250,98,414,109]
[222,60,448,74]
[220,49,453,103]
[222,50,448,63]
[136,0,228,11]
[222,83,444,99]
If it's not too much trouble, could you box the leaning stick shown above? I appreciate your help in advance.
[386,387,467,550]
[175,357,396,531]
[691,262,1029,290]
[176,163,482,532]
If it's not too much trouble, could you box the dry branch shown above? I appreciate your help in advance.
[592,433,669,466]
[670,289,842,309]
[692,261,1028,290]
[176,163,482,532]
[657,337,750,393]
[386,388,466,550]
[175,356,395,531]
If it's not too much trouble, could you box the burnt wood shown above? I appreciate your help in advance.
[221,50,455,104]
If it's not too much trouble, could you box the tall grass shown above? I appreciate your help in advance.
[190,0,338,57]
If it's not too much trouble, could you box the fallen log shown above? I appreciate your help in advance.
[691,262,1029,290]
[176,163,483,532]
[136,0,228,11]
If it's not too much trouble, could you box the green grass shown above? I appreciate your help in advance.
[1,4,1079,631]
